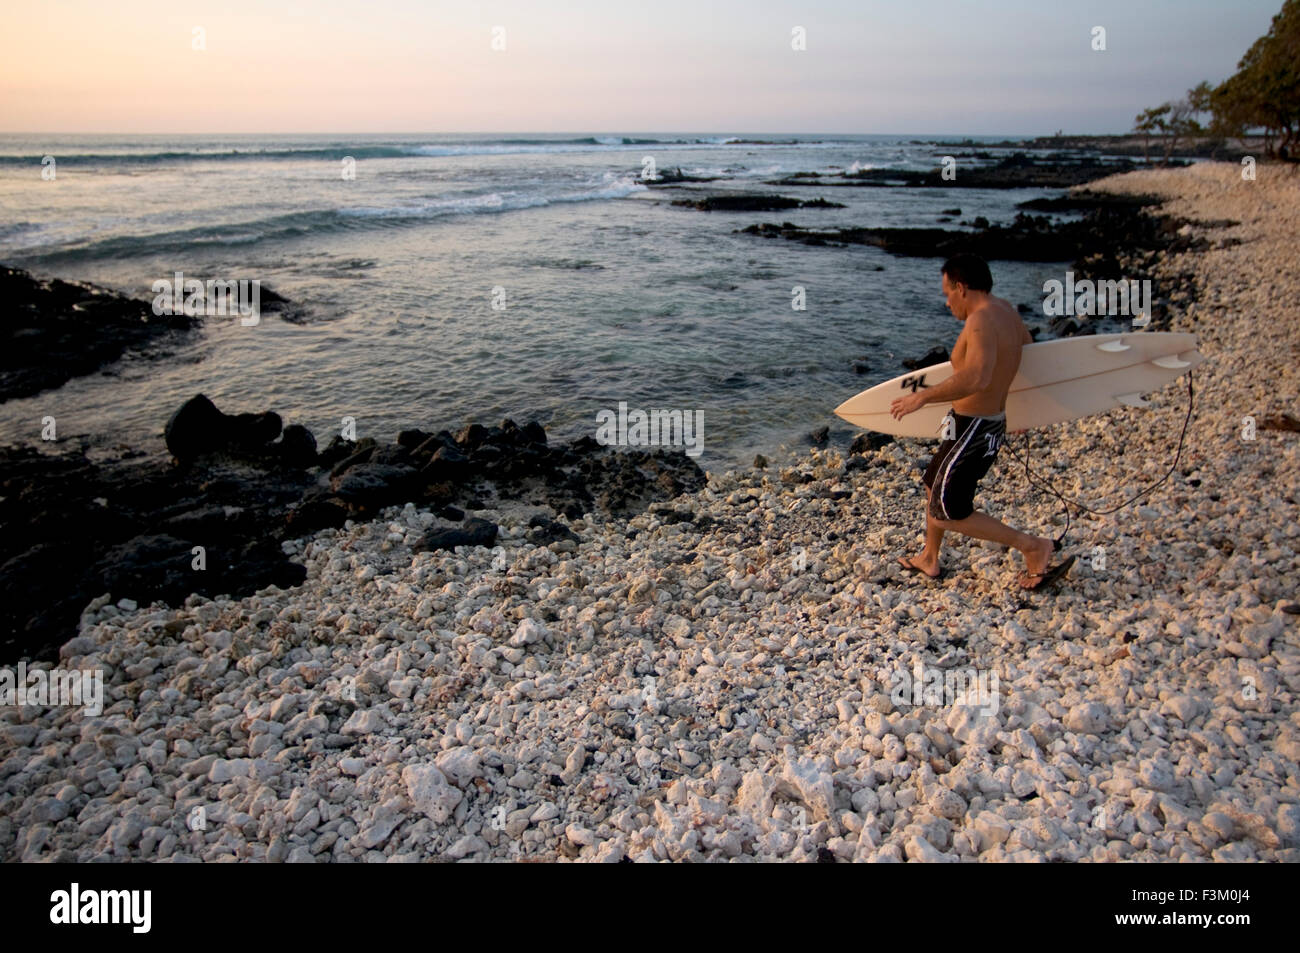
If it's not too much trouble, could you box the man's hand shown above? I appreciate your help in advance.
[890,392,927,420]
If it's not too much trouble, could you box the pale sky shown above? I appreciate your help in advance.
[0,0,1283,134]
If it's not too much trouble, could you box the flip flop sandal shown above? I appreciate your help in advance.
[1019,554,1077,591]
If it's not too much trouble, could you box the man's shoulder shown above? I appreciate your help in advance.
[965,303,997,331]
[970,298,1022,331]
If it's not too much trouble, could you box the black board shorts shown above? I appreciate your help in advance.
[922,410,1006,521]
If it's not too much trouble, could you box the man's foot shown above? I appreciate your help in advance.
[898,555,942,580]
[1018,536,1056,588]
[1018,555,1077,591]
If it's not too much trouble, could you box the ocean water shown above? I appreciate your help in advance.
[0,133,1083,469]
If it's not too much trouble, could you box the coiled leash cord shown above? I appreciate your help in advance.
[1003,370,1196,551]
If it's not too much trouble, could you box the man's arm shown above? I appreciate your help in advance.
[918,315,996,404]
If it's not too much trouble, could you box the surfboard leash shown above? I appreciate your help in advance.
[1005,370,1196,549]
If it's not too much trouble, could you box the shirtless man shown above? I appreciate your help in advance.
[889,253,1072,589]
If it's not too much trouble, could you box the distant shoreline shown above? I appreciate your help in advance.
[925,133,1267,161]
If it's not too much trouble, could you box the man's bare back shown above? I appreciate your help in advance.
[950,295,1032,417]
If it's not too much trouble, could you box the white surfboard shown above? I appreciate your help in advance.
[834,332,1205,438]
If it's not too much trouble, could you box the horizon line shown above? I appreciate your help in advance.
[0,130,1149,138]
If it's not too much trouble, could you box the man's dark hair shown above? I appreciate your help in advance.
[941,253,993,293]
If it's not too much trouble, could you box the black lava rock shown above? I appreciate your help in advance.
[329,444,376,480]
[851,432,894,454]
[329,463,418,510]
[316,435,358,469]
[397,428,432,449]
[903,346,949,370]
[0,266,199,402]
[455,423,490,450]
[422,445,470,482]
[413,517,499,552]
[164,395,291,463]
[527,515,579,545]
[164,394,226,460]
[225,411,282,449]
[278,424,318,468]
[285,490,350,534]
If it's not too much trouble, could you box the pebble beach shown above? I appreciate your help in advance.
[2,161,1298,863]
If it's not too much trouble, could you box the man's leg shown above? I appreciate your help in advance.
[903,422,958,579]
[922,486,945,562]
[933,509,1053,582]
[902,486,945,577]
[926,417,1054,585]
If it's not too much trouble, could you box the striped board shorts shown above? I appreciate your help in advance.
[922,410,1006,521]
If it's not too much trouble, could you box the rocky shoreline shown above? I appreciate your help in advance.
[3,157,1158,667]
[0,267,199,403]
[766,152,1153,190]
[736,183,1243,341]
[1,396,706,666]
[1,163,1297,863]
[0,266,305,404]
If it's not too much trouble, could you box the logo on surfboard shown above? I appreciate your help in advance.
[900,374,929,393]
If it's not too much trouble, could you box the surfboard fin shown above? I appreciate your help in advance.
[1114,392,1151,408]
[1150,353,1192,369]
[1096,339,1131,353]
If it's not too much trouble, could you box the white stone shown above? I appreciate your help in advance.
[402,764,462,823]
[446,834,488,859]
[779,756,836,822]
[510,618,547,647]
[1064,702,1109,735]
[435,746,483,787]
[342,708,386,736]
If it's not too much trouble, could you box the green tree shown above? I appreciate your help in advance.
[1210,0,1300,155]
[1162,97,1204,163]
[1133,105,1170,163]
[1135,1,1299,158]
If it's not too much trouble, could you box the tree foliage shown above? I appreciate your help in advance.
[1135,1,1299,158]
[1210,0,1299,153]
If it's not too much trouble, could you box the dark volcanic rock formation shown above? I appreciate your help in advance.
[0,267,306,403]
[765,153,1150,190]
[738,194,1213,286]
[672,194,845,212]
[2,396,707,664]
[0,266,198,402]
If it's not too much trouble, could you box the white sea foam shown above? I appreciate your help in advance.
[339,176,646,220]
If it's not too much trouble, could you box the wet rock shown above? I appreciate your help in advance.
[277,424,318,468]
[903,347,949,370]
[0,266,198,402]
[672,193,845,212]
[329,463,418,511]
[850,432,893,454]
